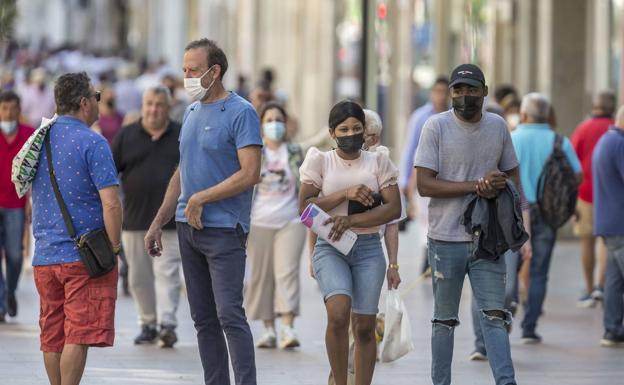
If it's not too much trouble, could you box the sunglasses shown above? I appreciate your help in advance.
[93,91,101,102]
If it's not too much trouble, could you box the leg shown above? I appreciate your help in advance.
[177,224,230,385]
[428,239,470,385]
[243,226,277,322]
[43,352,61,385]
[122,231,157,328]
[59,344,88,385]
[33,266,66,384]
[521,207,556,335]
[469,256,516,385]
[504,251,520,312]
[325,295,352,385]
[597,237,608,290]
[194,226,256,385]
[3,209,26,315]
[603,237,624,335]
[470,297,486,356]
[580,235,596,295]
[273,223,306,346]
[349,235,386,385]
[154,230,183,327]
[351,314,377,385]
[0,210,7,316]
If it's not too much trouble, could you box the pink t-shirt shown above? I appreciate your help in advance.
[299,147,398,234]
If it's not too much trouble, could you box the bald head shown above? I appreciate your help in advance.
[592,90,616,117]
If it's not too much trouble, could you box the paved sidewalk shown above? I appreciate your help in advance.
[1,227,622,384]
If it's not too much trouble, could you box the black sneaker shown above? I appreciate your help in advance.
[7,294,17,317]
[521,331,542,344]
[134,325,158,345]
[159,325,178,348]
[600,331,624,347]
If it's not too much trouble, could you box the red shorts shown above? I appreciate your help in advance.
[33,261,118,353]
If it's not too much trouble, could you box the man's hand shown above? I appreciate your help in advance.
[184,193,204,230]
[520,240,532,261]
[144,224,163,257]
[476,178,498,199]
[345,184,374,206]
[484,170,508,190]
[25,201,32,225]
[324,216,352,241]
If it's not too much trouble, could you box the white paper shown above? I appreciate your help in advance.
[300,203,357,255]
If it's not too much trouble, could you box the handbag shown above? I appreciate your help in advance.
[44,130,117,278]
[347,192,383,215]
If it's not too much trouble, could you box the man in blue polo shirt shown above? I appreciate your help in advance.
[511,93,582,344]
[146,39,262,385]
[593,106,624,347]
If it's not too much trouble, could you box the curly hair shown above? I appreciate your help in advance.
[54,72,92,115]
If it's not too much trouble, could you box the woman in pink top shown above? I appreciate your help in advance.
[299,100,401,385]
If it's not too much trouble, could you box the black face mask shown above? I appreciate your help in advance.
[336,133,365,154]
[452,95,483,121]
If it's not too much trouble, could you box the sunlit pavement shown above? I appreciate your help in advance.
[1,224,621,384]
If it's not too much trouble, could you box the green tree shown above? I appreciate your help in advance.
[0,0,17,42]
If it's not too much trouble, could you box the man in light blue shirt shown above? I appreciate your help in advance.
[146,39,262,385]
[511,93,582,344]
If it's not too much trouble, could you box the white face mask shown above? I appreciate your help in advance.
[184,66,216,101]
[0,120,17,135]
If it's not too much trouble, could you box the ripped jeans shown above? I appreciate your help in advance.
[428,238,516,385]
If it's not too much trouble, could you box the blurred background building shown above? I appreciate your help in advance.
[2,0,623,160]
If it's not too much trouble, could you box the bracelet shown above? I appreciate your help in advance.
[112,244,122,254]
[388,263,399,270]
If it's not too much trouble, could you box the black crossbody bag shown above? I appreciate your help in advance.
[44,131,116,277]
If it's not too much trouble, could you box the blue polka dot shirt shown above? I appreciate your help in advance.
[31,116,119,266]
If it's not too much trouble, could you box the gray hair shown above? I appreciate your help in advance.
[520,92,551,123]
[363,109,383,136]
[143,85,172,104]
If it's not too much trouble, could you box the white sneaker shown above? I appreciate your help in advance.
[279,326,300,349]
[256,329,277,348]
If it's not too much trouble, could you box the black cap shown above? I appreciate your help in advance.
[449,64,486,88]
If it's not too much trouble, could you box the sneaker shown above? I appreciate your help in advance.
[279,326,300,349]
[468,349,487,361]
[591,287,604,302]
[600,331,624,347]
[134,324,158,345]
[7,294,17,317]
[256,329,277,348]
[159,325,178,348]
[577,292,597,308]
[521,331,542,344]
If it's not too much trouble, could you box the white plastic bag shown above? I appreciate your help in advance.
[381,289,414,362]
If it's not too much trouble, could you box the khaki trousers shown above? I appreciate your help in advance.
[122,230,182,327]
[244,222,306,320]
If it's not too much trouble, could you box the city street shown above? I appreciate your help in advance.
[0,226,621,385]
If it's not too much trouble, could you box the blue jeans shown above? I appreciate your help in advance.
[177,223,256,385]
[428,238,516,385]
[313,234,386,315]
[521,205,556,334]
[472,250,521,354]
[0,208,25,314]
[603,236,624,335]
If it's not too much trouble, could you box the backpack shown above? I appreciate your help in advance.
[536,134,578,229]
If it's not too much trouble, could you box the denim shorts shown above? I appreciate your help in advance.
[313,233,386,315]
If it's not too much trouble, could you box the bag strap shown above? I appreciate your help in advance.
[44,129,77,241]
[553,133,563,151]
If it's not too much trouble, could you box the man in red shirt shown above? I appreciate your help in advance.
[0,90,35,322]
[571,90,616,307]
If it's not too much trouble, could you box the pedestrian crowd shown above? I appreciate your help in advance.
[1,37,624,385]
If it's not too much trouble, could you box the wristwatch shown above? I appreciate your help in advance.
[388,263,399,270]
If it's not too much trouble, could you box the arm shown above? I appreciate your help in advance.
[144,167,181,255]
[416,167,477,198]
[99,185,123,250]
[298,182,375,215]
[185,146,262,229]
[384,223,401,289]
[406,168,418,218]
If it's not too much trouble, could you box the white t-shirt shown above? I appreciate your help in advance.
[250,144,300,229]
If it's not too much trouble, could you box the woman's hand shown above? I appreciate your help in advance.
[345,184,374,206]
[324,216,353,241]
[387,268,401,289]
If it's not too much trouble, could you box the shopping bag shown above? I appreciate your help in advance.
[380,289,414,362]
